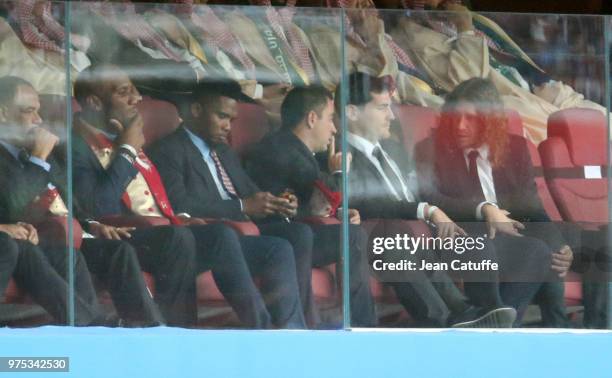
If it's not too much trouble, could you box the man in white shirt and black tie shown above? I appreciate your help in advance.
[414,77,574,325]
[340,72,518,327]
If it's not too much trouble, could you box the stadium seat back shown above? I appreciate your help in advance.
[539,108,608,226]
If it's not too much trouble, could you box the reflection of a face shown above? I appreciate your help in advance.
[0,84,42,141]
[100,73,142,131]
[311,99,336,153]
[351,90,395,143]
[196,96,238,147]
[449,102,484,150]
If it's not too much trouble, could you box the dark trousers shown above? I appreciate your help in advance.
[458,223,553,323]
[366,221,469,327]
[120,226,197,327]
[0,232,101,325]
[258,222,377,328]
[188,223,305,329]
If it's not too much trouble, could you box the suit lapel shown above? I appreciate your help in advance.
[176,127,226,199]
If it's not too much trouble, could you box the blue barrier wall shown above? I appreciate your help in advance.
[0,327,611,377]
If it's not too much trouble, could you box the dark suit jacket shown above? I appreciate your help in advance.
[146,125,259,221]
[244,130,339,217]
[414,134,565,249]
[0,143,89,224]
[71,131,140,218]
[347,139,419,220]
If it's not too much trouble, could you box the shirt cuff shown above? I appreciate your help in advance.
[253,84,263,100]
[417,202,429,221]
[119,144,138,157]
[176,213,191,218]
[476,201,498,220]
[28,156,51,171]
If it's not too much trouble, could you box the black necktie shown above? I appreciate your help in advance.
[467,150,485,201]
[372,146,406,201]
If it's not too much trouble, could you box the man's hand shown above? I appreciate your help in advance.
[482,204,525,239]
[327,137,352,173]
[114,113,145,151]
[243,192,294,219]
[27,127,59,161]
[430,208,467,239]
[0,223,39,245]
[336,208,361,225]
[278,193,298,218]
[551,245,573,278]
[444,3,473,33]
[177,215,208,226]
[89,223,135,240]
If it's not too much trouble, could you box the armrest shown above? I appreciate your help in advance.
[203,219,260,236]
[298,216,341,226]
[35,216,83,249]
[98,215,171,228]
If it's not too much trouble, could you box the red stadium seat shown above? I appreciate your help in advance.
[138,96,182,145]
[505,109,563,221]
[539,108,608,228]
[394,104,439,155]
[230,103,271,158]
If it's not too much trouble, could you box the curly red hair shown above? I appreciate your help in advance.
[436,78,508,167]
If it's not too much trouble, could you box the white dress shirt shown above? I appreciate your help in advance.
[462,144,499,219]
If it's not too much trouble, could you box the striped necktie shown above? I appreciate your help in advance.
[210,150,238,198]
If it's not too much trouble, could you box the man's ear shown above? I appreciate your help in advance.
[306,110,318,129]
[190,102,202,119]
[346,104,359,122]
[84,94,103,112]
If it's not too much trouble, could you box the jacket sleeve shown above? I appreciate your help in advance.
[414,139,481,221]
[147,142,245,220]
[0,161,51,223]
[72,135,139,217]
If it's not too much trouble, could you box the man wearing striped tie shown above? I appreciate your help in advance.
[71,65,306,329]
[147,79,378,328]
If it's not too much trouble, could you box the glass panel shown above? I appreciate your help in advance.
[67,1,343,330]
[0,1,75,327]
[343,6,610,329]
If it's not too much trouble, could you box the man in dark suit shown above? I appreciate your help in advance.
[72,65,305,329]
[0,225,105,326]
[340,72,554,324]
[243,86,381,327]
[414,78,574,322]
[0,75,165,327]
[147,80,376,327]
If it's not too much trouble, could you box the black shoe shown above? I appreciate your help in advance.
[449,306,516,328]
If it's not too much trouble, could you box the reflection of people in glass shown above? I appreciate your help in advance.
[72,65,306,329]
[415,77,574,322]
[340,72,528,326]
[390,0,606,143]
[245,86,381,328]
[304,0,443,107]
[0,75,165,327]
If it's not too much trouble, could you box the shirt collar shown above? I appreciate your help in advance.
[347,132,382,158]
[184,126,211,156]
[463,144,490,161]
[0,140,20,161]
